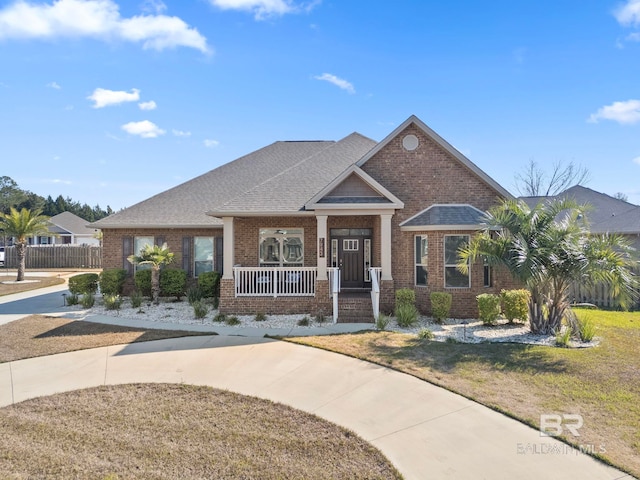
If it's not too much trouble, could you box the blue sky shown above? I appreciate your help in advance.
[1,0,640,211]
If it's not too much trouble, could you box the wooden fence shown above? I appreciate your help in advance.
[1,245,102,269]
[569,267,640,310]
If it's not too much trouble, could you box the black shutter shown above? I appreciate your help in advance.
[215,237,224,274]
[182,236,192,277]
[123,236,133,275]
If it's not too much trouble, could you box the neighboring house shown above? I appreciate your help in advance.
[30,211,101,246]
[522,185,640,308]
[521,185,640,252]
[93,115,519,320]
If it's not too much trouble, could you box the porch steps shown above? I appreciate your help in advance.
[337,293,374,323]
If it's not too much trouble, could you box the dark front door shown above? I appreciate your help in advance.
[339,238,364,288]
[330,229,373,290]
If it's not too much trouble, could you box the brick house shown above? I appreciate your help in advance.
[93,115,518,320]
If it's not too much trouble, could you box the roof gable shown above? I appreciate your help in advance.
[304,165,404,211]
[50,212,96,235]
[357,115,512,200]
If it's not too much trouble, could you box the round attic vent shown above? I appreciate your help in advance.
[402,134,419,151]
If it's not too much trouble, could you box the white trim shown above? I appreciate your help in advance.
[356,115,513,200]
[305,165,404,210]
[380,213,393,281]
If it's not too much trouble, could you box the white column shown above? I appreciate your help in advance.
[316,215,328,280]
[222,217,235,280]
[380,213,393,281]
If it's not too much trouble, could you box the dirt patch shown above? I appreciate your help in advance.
[0,276,65,296]
[0,315,213,363]
[0,384,402,479]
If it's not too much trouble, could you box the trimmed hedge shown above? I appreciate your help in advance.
[477,293,501,325]
[160,269,187,300]
[501,289,530,323]
[134,270,152,298]
[395,288,416,308]
[68,273,99,295]
[99,268,127,295]
[198,271,220,298]
[430,292,452,323]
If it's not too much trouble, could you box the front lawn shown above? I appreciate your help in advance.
[288,309,640,478]
[0,275,65,296]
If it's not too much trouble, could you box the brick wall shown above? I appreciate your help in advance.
[360,123,513,318]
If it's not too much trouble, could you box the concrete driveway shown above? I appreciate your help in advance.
[0,283,632,479]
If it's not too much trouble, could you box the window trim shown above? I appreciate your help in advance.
[194,236,215,277]
[414,234,428,287]
[133,236,154,272]
[444,234,470,289]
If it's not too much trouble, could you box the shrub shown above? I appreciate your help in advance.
[103,294,123,311]
[80,292,95,308]
[130,290,143,308]
[212,296,220,310]
[501,289,530,323]
[198,271,220,298]
[68,273,99,295]
[134,270,152,298]
[297,317,310,326]
[430,292,452,323]
[225,316,241,326]
[555,326,572,347]
[192,300,209,319]
[477,293,501,326]
[375,313,390,331]
[160,269,187,300]
[395,288,416,308]
[99,269,127,296]
[395,302,419,328]
[187,286,204,305]
[213,312,226,323]
[254,311,267,322]
[572,311,597,342]
[417,328,434,340]
[314,312,326,324]
[65,293,79,306]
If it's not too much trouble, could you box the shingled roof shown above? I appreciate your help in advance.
[400,204,487,230]
[93,136,375,228]
[521,185,640,235]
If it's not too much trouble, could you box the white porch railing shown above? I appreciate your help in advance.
[328,267,340,323]
[233,267,317,297]
[370,267,382,321]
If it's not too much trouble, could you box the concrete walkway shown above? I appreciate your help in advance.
[0,282,632,479]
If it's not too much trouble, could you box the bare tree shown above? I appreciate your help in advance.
[514,159,590,197]
[613,192,629,202]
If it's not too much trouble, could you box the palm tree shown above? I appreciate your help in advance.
[0,207,51,282]
[459,198,638,334]
[127,243,174,305]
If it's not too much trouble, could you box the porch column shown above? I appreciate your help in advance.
[222,216,234,280]
[380,213,393,281]
[316,214,328,280]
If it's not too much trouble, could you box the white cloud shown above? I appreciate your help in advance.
[0,0,210,53]
[204,139,220,147]
[121,120,165,138]
[47,81,61,89]
[633,156,640,165]
[138,100,157,110]
[208,0,318,20]
[172,129,191,137]
[88,87,139,108]
[314,73,355,94]
[615,0,640,25]
[140,0,167,15]
[588,99,640,124]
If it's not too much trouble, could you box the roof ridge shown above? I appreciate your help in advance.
[211,133,370,211]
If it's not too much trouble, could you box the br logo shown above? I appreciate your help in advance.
[540,414,583,437]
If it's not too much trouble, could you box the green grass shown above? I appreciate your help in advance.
[288,309,640,478]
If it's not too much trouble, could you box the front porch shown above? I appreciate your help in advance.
[221,265,389,323]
